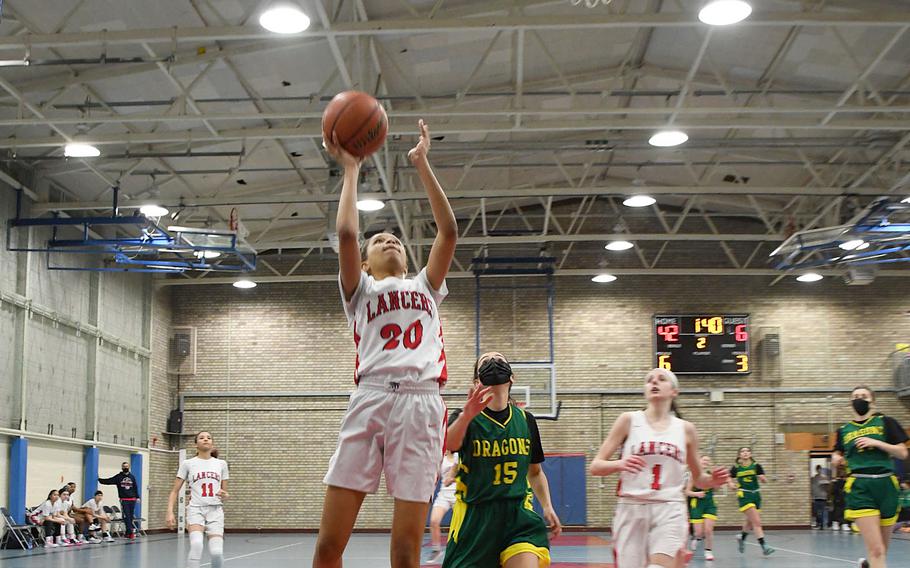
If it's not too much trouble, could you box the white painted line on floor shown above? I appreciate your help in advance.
[201,541,308,566]
[746,542,856,564]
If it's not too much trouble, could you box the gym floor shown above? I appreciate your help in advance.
[1,530,907,567]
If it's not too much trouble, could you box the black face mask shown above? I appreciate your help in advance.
[122,468,129,473]
[851,398,870,416]
[477,358,512,386]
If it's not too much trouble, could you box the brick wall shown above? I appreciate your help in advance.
[166,275,910,529]
[148,287,177,529]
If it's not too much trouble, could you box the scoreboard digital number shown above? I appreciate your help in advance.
[653,314,751,375]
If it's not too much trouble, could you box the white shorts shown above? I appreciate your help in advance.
[186,505,224,536]
[324,381,446,502]
[612,500,688,568]
[432,488,456,512]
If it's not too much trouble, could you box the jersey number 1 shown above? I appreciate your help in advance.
[200,483,215,497]
[651,464,662,490]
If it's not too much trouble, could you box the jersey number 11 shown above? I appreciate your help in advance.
[200,483,215,497]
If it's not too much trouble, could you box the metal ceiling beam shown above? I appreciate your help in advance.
[254,233,785,250]
[31,183,891,213]
[154,266,910,286]
[5,117,908,149]
[4,105,908,127]
[1,12,908,49]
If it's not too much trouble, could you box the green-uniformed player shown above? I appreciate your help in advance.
[443,352,561,568]
[729,447,773,556]
[686,455,719,561]
[832,386,909,568]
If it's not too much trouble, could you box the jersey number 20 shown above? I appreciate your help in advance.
[381,321,424,351]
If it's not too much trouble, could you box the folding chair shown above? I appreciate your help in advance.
[104,506,124,537]
[0,507,37,550]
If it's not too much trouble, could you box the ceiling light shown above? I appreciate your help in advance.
[194,250,222,259]
[259,4,311,34]
[139,204,169,217]
[64,143,100,157]
[855,242,870,250]
[233,280,257,289]
[592,274,617,283]
[648,130,689,147]
[623,195,656,208]
[796,273,823,283]
[901,196,910,204]
[605,240,634,251]
[356,199,385,212]
[698,1,752,26]
[0,59,29,67]
[839,239,865,251]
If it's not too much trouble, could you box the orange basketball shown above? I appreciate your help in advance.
[322,91,388,159]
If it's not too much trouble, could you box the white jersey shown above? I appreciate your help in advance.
[341,268,448,386]
[177,456,230,507]
[618,411,688,502]
[82,499,104,514]
[439,453,458,499]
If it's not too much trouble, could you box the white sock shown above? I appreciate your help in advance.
[187,531,204,568]
[209,536,224,568]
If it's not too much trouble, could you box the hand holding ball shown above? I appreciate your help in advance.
[321,91,388,159]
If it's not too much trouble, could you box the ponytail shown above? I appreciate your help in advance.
[211,448,219,459]
[670,400,683,419]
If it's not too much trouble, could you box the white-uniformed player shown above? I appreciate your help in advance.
[590,369,729,568]
[427,451,459,563]
[314,119,457,568]
[166,431,230,568]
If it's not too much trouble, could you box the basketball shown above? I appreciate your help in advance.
[321,91,388,159]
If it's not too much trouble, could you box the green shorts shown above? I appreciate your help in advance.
[689,496,718,522]
[443,496,550,568]
[737,489,761,512]
[845,474,901,527]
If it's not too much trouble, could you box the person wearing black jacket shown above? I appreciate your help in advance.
[98,461,140,538]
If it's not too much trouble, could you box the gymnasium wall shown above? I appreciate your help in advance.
[163,275,910,530]
[0,184,155,521]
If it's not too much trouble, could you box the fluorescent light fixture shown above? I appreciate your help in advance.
[605,240,634,251]
[901,196,910,204]
[623,195,656,208]
[259,4,311,34]
[839,239,865,251]
[855,242,870,250]
[232,280,257,289]
[796,273,823,283]
[139,204,169,217]
[591,274,618,283]
[194,250,222,259]
[356,199,385,212]
[64,143,100,157]
[698,1,752,26]
[0,59,30,67]
[648,130,689,147]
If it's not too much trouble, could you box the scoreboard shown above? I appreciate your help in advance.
[653,314,751,375]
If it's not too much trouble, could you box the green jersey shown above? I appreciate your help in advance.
[730,461,764,492]
[456,405,533,504]
[836,414,908,474]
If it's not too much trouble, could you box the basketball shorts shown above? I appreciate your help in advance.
[688,497,717,523]
[324,380,446,502]
[186,505,224,535]
[737,489,761,512]
[612,500,687,568]
[433,487,457,512]
[845,474,900,526]
[443,497,550,568]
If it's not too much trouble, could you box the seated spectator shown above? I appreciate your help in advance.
[58,490,80,545]
[35,490,69,547]
[82,491,113,543]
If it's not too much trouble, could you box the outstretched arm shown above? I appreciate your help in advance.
[590,413,644,477]
[326,136,364,301]
[409,120,456,290]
